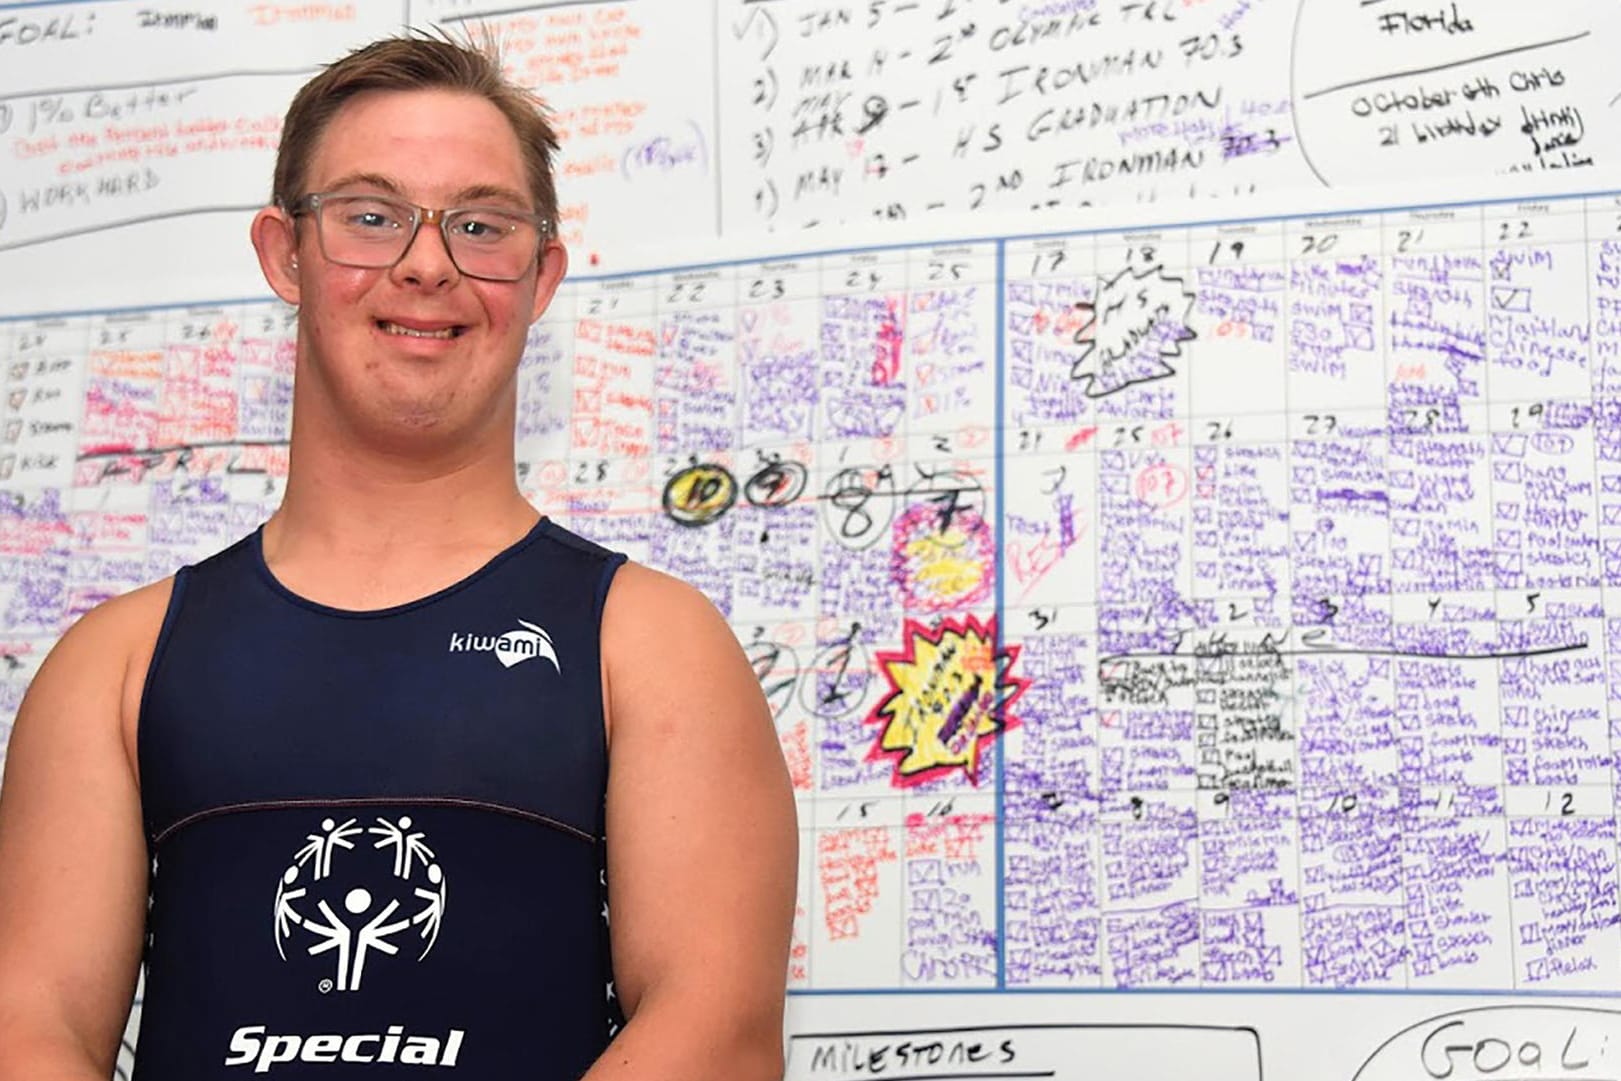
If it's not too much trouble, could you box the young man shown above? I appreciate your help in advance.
[0,37,796,1080]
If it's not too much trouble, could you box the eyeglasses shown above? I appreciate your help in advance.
[289,192,549,282]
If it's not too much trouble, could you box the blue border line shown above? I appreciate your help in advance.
[993,238,1007,991]
[0,295,280,324]
[0,0,107,10]
[788,984,1621,998]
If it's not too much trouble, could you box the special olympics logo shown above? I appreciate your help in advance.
[272,815,448,993]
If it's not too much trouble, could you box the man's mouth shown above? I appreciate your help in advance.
[376,319,465,339]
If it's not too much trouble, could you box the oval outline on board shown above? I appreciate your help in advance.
[1351,1004,1621,1081]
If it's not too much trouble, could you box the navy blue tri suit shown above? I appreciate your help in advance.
[132,516,626,1078]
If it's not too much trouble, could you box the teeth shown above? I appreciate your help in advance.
[380,321,457,339]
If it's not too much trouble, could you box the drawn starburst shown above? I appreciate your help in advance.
[866,615,1027,787]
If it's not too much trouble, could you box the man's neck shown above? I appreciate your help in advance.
[260,438,540,610]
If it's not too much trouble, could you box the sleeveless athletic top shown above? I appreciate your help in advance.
[132,517,626,1079]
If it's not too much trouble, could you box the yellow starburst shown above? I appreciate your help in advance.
[866,615,1026,787]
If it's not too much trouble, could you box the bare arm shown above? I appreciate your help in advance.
[584,565,797,1081]
[0,584,166,1080]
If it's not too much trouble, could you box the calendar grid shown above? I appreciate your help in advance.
[6,188,1621,995]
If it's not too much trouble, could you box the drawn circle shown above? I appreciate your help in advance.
[283,866,298,885]
[428,864,442,885]
[890,501,995,611]
[821,465,896,549]
[1290,0,1598,185]
[662,462,737,527]
[399,816,412,829]
[344,887,372,916]
[1349,1005,1605,1081]
[904,468,986,524]
[745,638,802,725]
[799,633,874,720]
[744,458,808,509]
[891,470,993,610]
[1133,463,1189,509]
[319,978,334,994]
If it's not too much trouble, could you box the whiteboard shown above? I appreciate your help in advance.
[6,1,1621,1080]
[9,175,1621,1079]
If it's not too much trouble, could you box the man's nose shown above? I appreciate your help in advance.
[392,218,459,287]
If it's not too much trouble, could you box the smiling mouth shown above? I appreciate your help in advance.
[377,319,466,339]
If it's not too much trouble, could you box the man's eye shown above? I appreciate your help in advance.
[349,210,397,229]
[454,215,513,242]
[334,200,404,229]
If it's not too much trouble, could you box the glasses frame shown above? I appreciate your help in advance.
[288,192,551,283]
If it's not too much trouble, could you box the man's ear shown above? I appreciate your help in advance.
[529,238,569,325]
[251,206,302,306]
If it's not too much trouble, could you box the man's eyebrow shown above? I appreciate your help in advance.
[314,175,532,210]
[453,184,532,209]
[321,172,406,195]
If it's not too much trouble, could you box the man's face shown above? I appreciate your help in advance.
[284,87,562,452]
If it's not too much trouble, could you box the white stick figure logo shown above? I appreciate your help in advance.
[294,816,362,880]
[369,816,435,878]
[273,815,448,992]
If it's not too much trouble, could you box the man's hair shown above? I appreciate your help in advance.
[272,34,561,239]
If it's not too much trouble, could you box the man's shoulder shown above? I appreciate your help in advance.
[598,561,774,768]
[600,563,742,682]
[602,562,722,629]
[72,577,176,654]
[46,577,177,715]
[14,577,178,781]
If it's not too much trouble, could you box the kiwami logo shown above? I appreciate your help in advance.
[225,1024,464,1072]
[272,815,447,994]
[448,619,561,671]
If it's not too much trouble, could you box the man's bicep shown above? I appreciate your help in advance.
[602,567,797,1026]
[0,600,152,1074]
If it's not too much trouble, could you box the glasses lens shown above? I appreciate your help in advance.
[317,196,414,268]
[444,209,540,281]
